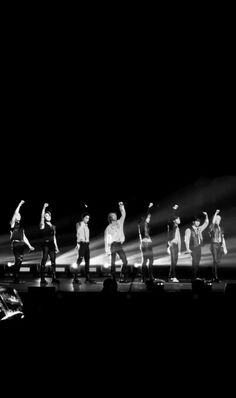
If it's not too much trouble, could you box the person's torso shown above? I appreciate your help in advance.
[190,227,202,249]
[210,224,223,243]
[10,223,24,241]
[41,223,55,242]
[107,221,124,242]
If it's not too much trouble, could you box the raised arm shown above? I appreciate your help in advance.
[10,200,25,228]
[200,212,209,232]
[40,203,49,230]
[184,228,191,253]
[211,209,220,226]
[118,202,126,223]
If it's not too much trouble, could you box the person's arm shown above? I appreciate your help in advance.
[23,232,35,251]
[104,228,111,255]
[222,234,227,254]
[184,228,191,253]
[212,209,220,225]
[76,222,84,243]
[40,203,49,229]
[200,212,209,232]
[118,202,126,223]
[10,200,25,228]
[54,234,59,253]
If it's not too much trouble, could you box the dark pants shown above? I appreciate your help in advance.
[210,243,222,279]
[75,242,90,279]
[169,243,178,279]
[12,242,25,281]
[141,241,154,281]
[40,241,56,279]
[111,242,128,279]
[191,245,202,279]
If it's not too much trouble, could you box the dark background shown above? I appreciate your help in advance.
[1,9,235,238]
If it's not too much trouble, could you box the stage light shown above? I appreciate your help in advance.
[7,262,14,267]
[71,262,77,270]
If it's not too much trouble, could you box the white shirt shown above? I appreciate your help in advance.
[104,206,126,253]
[76,221,89,243]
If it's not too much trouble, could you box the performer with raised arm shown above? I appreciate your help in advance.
[104,202,129,283]
[73,211,95,284]
[138,203,155,283]
[184,212,209,280]
[10,200,35,283]
[39,203,60,285]
[208,210,227,282]
[167,204,181,282]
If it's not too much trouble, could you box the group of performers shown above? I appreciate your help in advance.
[8,200,227,285]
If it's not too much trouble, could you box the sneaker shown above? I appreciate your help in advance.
[172,277,179,282]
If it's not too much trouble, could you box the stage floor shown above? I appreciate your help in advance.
[0,274,234,293]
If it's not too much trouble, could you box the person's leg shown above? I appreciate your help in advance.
[40,244,49,284]
[73,243,86,283]
[13,243,25,282]
[192,246,201,279]
[211,243,219,280]
[169,244,178,279]
[117,244,128,281]
[214,244,222,281]
[147,244,154,280]
[84,244,95,282]
[49,244,59,283]
[111,243,117,279]
[141,244,149,282]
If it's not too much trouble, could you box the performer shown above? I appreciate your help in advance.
[184,212,209,280]
[104,202,129,283]
[208,209,227,282]
[39,203,60,285]
[167,204,181,282]
[10,200,35,283]
[138,203,155,282]
[73,212,95,284]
